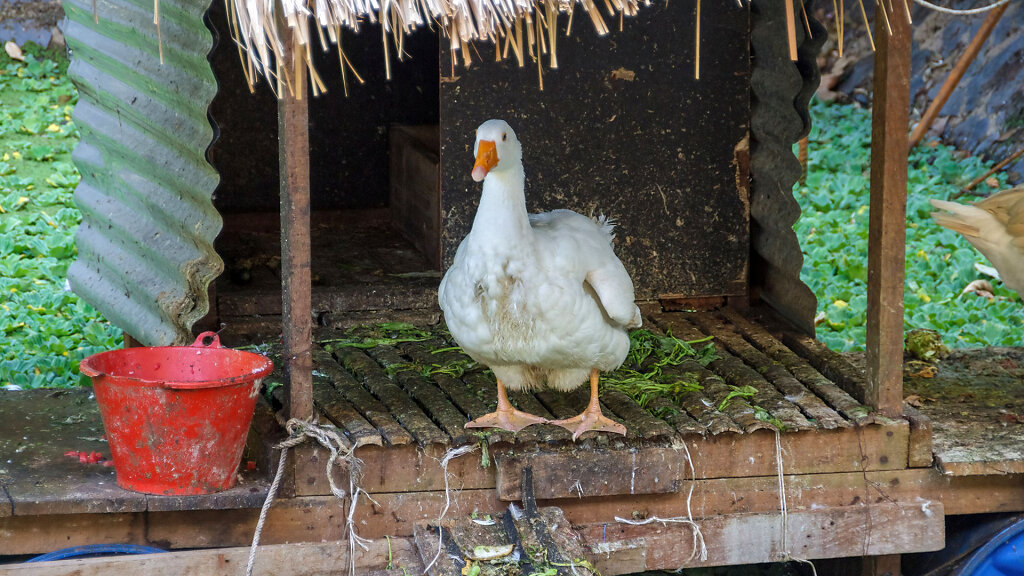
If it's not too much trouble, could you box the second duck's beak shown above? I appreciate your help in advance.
[472,140,498,182]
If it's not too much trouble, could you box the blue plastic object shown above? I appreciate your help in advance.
[961,517,1024,575]
[26,544,165,563]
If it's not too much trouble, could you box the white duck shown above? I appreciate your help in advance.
[439,119,642,439]
[930,185,1024,295]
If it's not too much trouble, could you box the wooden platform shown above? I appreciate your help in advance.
[903,347,1024,476]
[4,313,1024,573]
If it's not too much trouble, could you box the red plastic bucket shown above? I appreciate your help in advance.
[80,332,273,495]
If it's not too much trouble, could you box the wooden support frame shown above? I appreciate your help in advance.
[278,34,314,422]
[866,1,912,418]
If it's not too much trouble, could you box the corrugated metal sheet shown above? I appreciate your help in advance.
[64,0,222,346]
[748,0,820,336]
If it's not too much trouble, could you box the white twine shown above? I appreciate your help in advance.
[246,418,370,576]
[613,438,708,563]
[773,429,818,576]
[912,0,1013,14]
[422,443,479,575]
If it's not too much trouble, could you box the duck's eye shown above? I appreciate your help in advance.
[502,133,507,141]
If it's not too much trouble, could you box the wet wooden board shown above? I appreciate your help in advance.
[901,347,1024,476]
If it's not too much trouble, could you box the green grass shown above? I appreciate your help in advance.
[0,43,122,389]
[797,98,1023,351]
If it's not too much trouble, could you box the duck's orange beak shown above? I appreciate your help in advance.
[472,140,498,182]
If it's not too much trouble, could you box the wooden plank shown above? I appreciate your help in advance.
[365,346,473,445]
[495,423,909,500]
[0,513,145,555]
[691,312,848,429]
[335,348,448,445]
[718,307,872,423]
[903,405,933,469]
[278,35,314,423]
[658,316,814,431]
[581,502,944,572]
[497,445,688,501]
[311,347,383,447]
[294,443,497,498]
[0,538,421,576]
[315,347,413,447]
[644,395,706,436]
[866,0,912,419]
[3,466,1022,556]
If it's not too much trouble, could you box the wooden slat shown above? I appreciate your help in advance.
[0,538,422,576]
[778,328,871,406]
[313,347,412,446]
[496,445,688,501]
[365,346,473,445]
[599,389,677,441]
[278,37,314,422]
[866,0,912,418]
[692,311,848,429]
[399,341,513,445]
[903,405,933,469]
[659,358,746,435]
[335,348,448,445]
[644,395,706,436]
[718,307,872,423]
[311,372,383,447]
[658,316,814,431]
[581,502,944,572]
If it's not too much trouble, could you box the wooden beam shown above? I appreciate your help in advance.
[866,1,912,418]
[908,4,1008,149]
[278,32,314,422]
[0,539,422,576]
[581,502,943,573]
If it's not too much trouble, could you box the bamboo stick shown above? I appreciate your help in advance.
[909,2,1008,149]
[785,0,797,61]
[954,145,1024,198]
[694,0,701,79]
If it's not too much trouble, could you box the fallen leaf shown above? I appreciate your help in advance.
[999,413,1022,425]
[5,41,25,62]
[962,279,995,299]
[904,395,923,407]
[907,365,938,379]
[985,177,1000,188]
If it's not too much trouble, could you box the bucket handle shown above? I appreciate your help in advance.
[192,332,223,349]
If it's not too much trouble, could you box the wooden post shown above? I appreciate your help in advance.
[908,4,1008,149]
[278,35,314,422]
[865,1,911,418]
[863,554,901,576]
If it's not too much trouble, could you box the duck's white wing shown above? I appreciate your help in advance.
[530,210,641,329]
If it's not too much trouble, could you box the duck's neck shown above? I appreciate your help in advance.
[471,167,531,251]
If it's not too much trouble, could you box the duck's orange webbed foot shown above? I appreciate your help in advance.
[550,369,627,441]
[465,378,548,433]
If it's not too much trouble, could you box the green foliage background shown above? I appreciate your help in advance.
[0,48,1019,389]
[797,100,1022,351]
[1,44,122,389]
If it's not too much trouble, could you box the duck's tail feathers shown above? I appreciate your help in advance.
[593,214,617,242]
[930,199,982,238]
